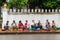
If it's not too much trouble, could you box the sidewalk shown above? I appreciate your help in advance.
[0,29,59,34]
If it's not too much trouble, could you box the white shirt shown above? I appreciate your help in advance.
[11,23,16,27]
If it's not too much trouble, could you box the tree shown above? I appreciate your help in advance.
[41,0,58,9]
[29,0,60,9]
[56,0,60,9]
[8,0,28,9]
[29,0,40,9]
[41,0,56,9]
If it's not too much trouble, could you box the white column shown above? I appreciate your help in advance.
[38,9,40,12]
[31,9,34,13]
[13,9,16,13]
[49,9,50,12]
[55,9,58,12]
[2,8,8,29]
[18,9,20,13]
[59,9,60,12]
[28,9,30,13]
[41,9,44,13]
[45,9,47,12]
[24,9,27,12]
[52,9,54,12]
[21,9,23,13]
[10,9,12,13]
[35,9,37,12]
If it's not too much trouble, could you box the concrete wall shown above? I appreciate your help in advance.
[7,14,60,27]
[1,8,60,29]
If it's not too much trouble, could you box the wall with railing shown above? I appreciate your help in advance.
[8,9,60,14]
[1,8,60,29]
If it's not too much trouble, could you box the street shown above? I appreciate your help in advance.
[0,34,60,40]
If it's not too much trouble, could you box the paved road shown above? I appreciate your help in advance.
[0,34,60,40]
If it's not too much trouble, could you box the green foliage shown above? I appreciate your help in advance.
[0,0,3,20]
[42,0,60,9]
[8,0,28,9]
[42,1,57,9]
[56,0,60,9]
[29,0,60,9]
[0,0,3,6]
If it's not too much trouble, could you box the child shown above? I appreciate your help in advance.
[45,20,51,30]
[4,21,9,30]
[24,20,28,29]
[24,20,31,30]
[52,20,56,28]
